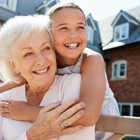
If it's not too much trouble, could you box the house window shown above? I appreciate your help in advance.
[0,0,17,11]
[112,60,127,79]
[118,103,140,117]
[86,26,93,44]
[114,23,129,41]
[37,7,49,15]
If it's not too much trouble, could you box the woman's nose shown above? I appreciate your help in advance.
[35,53,46,66]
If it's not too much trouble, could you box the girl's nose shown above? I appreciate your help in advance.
[68,30,78,39]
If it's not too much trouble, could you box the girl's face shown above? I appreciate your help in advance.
[51,8,87,65]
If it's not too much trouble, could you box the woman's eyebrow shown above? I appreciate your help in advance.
[21,41,50,51]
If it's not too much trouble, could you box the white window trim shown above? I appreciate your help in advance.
[112,60,127,80]
[118,103,140,116]
[0,0,17,11]
[37,6,49,15]
[86,26,94,44]
[114,23,129,41]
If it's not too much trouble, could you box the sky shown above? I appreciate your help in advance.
[60,0,140,21]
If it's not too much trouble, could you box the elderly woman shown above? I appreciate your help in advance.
[0,15,95,140]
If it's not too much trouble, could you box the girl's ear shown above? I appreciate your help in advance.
[9,61,20,74]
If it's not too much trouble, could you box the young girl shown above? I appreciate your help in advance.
[0,2,119,140]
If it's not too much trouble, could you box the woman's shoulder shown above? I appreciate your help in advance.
[54,74,81,87]
[0,84,25,100]
[55,74,81,82]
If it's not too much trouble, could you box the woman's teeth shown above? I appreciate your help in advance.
[34,67,48,74]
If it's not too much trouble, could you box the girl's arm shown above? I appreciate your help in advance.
[0,77,26,93]
[0,101,42,121]
[72,52,106,126]
[0,53,106,125]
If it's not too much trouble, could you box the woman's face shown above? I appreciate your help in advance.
[10,31,57,89]
[51,8,87,60]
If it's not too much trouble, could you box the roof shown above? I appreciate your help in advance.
[98,5,140,49]
[111,10,139,27]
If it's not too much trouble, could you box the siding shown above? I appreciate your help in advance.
[17,0,44,15]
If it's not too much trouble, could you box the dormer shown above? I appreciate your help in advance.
[86,14,97,44]
[0,0,17,11]
[36,0,60,15]
[111,10,139,42]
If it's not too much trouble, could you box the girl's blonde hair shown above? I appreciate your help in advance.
[46,2,87,23]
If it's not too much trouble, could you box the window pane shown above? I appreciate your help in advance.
[118,104,121,114]
[133,106,140,117]
[38,7,46,14]
[115,27,120,39]
[122,25,127,38]
[122,105,130,116]
[86,26,93,43]
[113,64,117,77]
[86,27,91,41]
[119,63,125,76]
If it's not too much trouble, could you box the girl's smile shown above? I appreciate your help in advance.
[51,8,87,67]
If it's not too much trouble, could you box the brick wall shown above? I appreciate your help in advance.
[105,43,140,103]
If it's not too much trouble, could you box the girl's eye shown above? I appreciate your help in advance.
[24,52,33,57]
[43,46,51,51]
[78,26,85,29]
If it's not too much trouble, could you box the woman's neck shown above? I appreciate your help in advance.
[25,84,49,106]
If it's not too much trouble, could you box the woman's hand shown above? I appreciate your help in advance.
[27,98,85,140]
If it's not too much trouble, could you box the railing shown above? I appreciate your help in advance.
[95,115,140,140]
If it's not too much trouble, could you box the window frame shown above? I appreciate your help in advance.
[0,0,17,11]
[112,60,127,80]
[86,26,94,44]
[37,6,49,15]
[114,23,129,41]
[118,103,140,117]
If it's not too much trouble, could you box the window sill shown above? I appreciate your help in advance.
[110,78,127,81]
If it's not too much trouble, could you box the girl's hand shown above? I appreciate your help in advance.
[0,100,41,121]
[27,98,85,140]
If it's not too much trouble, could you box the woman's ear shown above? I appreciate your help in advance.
[9,61,20,74]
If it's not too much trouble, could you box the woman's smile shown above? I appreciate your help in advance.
[33,66,50,75]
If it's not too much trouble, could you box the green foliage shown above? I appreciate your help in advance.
[122,136,140,140]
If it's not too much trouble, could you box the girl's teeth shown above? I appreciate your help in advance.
[65,44,78,48]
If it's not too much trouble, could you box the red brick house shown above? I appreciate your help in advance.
[99,6,140,117]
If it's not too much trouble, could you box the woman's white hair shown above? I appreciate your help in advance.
[0,14,53,82]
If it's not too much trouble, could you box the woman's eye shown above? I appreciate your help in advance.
[43,46,51,51]
[59,27,67,30]
[24,52,33,57]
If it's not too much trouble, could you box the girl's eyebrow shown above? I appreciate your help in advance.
[56,22,86,28]
[78,22,86,25]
